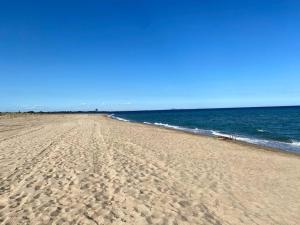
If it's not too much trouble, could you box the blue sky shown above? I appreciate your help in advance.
[1,0,299,111]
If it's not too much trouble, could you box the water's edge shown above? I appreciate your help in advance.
[106,114,300,155]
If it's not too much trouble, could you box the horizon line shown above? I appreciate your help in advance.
[1,104,300,114]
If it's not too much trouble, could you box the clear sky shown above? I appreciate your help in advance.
[1,0,299,111]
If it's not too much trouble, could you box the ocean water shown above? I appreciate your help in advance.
[110,106,300,154]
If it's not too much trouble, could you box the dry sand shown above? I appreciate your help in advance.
[0,114,299,225]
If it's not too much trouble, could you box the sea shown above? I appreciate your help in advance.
[109,106,300,154]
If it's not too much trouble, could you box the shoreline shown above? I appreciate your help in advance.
[2,112,298,157]
[105,114,300,158]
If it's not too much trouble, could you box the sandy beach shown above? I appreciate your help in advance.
[0,114,299,225]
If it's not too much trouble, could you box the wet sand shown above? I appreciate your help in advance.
[0,114,299,225]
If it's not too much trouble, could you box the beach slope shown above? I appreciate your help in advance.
[0,114,299,224]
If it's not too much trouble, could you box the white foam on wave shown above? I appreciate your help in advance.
[160,126,300,153]
[153,122,182,130]
[211,131,274,146]
[211,131,236,139]
[108,114,130,122]
[146,122,213,136]
[115,117,130,122]
[292,141,300,146]
[219,135,300,153]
